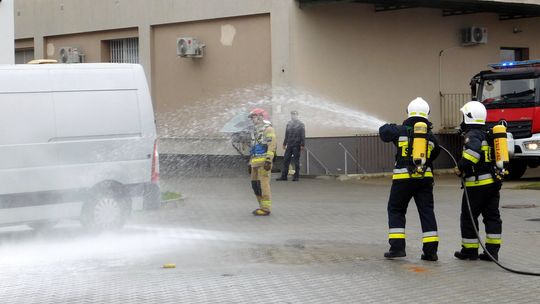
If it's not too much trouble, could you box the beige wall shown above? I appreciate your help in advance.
[0,0,15,64]
[289,3,540,136]
[15,38,34,50]
[152,14,272,152]
[13,0,285,90]
[153,14,271,114]
[44,28,138,62]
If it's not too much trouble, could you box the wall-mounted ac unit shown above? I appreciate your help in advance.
[59,47,81,63]
[461,27,488,46]
[176,37,205,58]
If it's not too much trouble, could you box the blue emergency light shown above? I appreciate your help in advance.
[489,59,540,69]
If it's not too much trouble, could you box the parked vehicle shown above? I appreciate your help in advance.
[0,63,160,230]
[471,59,540,179]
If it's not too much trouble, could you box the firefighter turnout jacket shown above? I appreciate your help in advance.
[379,117,440,180]
[458,125,497,187]
[250,121,276,167]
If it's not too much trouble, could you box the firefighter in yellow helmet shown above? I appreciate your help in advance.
[454,101,503,261]
[248,108,277,216]
[379,97,440,261]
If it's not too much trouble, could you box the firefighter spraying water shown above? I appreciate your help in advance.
[379,97,440,261]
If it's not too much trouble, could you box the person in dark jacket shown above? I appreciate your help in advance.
[379,97,440,261]
[454,101,503,261]
[277,110,305,181]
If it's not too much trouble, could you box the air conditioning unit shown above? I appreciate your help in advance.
[58,47,81,63]
[461,27,488,46]
[176,37,205,58]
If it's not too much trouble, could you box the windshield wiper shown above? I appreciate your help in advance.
[502,89,535,98]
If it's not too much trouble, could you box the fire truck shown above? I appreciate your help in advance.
[471,60,540,179]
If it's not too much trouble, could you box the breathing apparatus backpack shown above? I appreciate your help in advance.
[410,121,429,175]
[490,124,510,179]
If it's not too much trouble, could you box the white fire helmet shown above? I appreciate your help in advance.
[460,101,487,125]
[407,97,430,119]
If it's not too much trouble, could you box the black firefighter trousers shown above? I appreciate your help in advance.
[387,178,438,255]
[460,182,502,255]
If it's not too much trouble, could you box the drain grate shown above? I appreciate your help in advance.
[502,204,537,209]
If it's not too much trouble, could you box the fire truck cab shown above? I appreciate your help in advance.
[471,60,540,179]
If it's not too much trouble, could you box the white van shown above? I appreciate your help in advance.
[0,63,160,230]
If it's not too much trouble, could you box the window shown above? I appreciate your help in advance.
[15,48,34,64]
[481,78,537,109]
[109,38,139,63]
[500,47,529,62]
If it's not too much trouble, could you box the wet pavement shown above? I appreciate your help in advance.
[1,171,540,303]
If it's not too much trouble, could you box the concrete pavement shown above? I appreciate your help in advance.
[0,173,539,303]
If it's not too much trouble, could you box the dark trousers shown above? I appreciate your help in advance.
[387,178,438,254]
[460,182,502,253]
[281,145,301,179]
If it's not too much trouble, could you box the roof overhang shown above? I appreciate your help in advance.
[297,0,540,20]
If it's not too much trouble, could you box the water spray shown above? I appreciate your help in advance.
[439,145,540,276]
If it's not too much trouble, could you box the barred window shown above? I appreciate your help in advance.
[109,38,139,63]
[15,49,35,64]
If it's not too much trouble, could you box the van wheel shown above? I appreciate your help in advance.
[81,191,131,231]
[507,160,527,180]
[27,220,58,231]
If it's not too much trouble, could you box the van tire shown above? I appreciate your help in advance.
[81,187,131,231]
[27,220,58,231]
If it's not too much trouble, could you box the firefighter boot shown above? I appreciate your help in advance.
[252,208,271,216]
[421,253,438,261]
[479,245,499,261]
[421,242,438,261]
[454,248,478,260]
[384,250,406,259]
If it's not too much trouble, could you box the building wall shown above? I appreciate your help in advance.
[152,14,272,154]
[289,3,540,136]
[44,28,138,62]
[0,0,15,64]
[12,0,540,159]
[13,0,286,87]
[152,14,271,114]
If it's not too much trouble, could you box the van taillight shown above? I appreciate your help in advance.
[151,140,160,183]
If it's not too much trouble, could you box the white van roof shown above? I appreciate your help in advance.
[0,63,142,70]
[0,63,146,93]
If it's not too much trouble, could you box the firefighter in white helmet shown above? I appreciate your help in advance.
[454,101,503,261]
[248,108,277,216]
[379,97,440,261]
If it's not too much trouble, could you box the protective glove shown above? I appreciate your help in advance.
[453,166,462,177]
[263,161,272,171]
